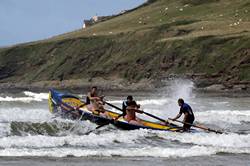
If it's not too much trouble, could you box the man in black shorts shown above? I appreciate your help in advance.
[171,98,195,131]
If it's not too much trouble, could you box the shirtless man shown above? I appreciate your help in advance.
[86,86,106,115]
[122,96,143,125]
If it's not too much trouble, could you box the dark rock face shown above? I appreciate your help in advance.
[0,66,14,80]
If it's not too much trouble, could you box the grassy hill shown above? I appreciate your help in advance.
[0,0,250,91]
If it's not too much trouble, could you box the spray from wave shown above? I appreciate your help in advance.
[138,79,195,120]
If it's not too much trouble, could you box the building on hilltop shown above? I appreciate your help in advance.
[82,0,155,28]
[83,15,113,29]
[83,15,99,29]
[92,15,98,22]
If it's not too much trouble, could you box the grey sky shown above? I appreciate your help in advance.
[0,0,145,46]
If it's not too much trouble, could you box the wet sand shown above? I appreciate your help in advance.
[0,154,249,166]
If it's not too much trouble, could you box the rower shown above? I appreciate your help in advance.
[170,98,195,131]
[122,96,132,116]
[122,96,143,125]
[86,86,106,116]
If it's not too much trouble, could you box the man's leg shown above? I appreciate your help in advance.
[183,116,194,131]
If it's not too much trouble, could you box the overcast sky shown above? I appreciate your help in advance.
[0,0,145,46]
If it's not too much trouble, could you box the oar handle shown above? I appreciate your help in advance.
[103,101,123,112]
[170,119,223,134]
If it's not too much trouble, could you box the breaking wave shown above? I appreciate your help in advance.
[196,110,250,125]
[1,146,249,158]
[0,129,249,157]
[0,91,48,103]
[0,107,51,123]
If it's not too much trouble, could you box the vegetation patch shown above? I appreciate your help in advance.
[181,0,220,6]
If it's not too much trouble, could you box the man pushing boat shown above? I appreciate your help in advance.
[170,98,195,131]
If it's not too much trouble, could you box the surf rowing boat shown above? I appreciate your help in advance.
[48,89,183,132]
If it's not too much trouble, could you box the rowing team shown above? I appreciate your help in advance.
[85,86,195,131]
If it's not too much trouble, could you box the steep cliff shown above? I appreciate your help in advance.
[0,0,250,91]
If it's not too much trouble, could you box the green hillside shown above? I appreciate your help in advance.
[0,0,250,90]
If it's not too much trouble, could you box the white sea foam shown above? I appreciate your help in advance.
[0,129,148,149]
[0,146,249,158]
[0,91,48,103]
[0,123,10,137]
[1,128,249,155]
[155,132,250,148]
[0,107,52,122]
[0,96,37,103]
[137,99,170,106]
[196,110,250,125]
[23,91,48,100]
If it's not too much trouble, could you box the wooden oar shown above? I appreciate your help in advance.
[103,101,124,112]
[84,101,124,135]
[104,101,178,126]
[84,122,110,135]
[169,119,224,134]
[141,111,169,124]
[68,113,84,132]
[84,114,124,135]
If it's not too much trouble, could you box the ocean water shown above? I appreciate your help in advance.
[0,80,249,165]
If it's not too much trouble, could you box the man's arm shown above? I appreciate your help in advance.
[126,107,143,114]
[122,102,126,111]
[88,92,100,101]
[172,113,182,121]
[122,102,127,116]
